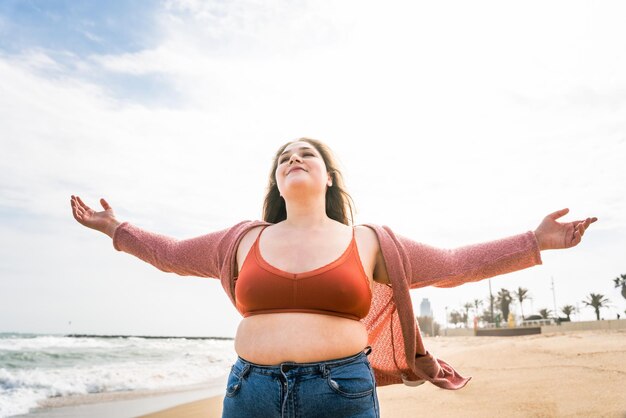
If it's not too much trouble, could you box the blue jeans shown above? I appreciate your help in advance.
[222,347,379,418]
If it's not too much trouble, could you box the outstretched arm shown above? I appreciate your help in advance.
[388,208,597,289]
[70,195,246,278]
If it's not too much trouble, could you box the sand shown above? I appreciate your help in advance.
[139,329,626,418]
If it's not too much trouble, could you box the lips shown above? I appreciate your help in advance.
[287,167,306,175]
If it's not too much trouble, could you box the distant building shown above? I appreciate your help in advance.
[420,298,433,317]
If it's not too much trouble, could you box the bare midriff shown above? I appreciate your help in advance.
[234,312,368,365]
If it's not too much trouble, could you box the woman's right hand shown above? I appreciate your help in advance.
[70,195,121,238]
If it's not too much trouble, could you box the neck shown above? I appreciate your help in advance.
[283,196,331,229]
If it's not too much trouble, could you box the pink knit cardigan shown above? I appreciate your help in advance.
[113,220,541,389]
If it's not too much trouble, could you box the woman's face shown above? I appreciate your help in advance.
[275,141,331,198]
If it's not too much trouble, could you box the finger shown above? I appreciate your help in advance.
[72,196,87,212]
[75,195,88,209]
[570,220,588,231]
[71,206,83,221]
[548,208,569,220]
[576,217,597,225]
[70,198,79,212]
[577,223,585,237]
[581,217,597,231]
[100,198,111,211]
[571,229,581,247]
[71,206,80,221]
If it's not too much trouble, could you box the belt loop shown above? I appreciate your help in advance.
[240,364,251,378]
[364,346,372,356]
[319,363,328,377]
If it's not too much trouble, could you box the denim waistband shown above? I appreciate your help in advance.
[235,346,372,378]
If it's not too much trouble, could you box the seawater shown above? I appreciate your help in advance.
[0,332,236,418]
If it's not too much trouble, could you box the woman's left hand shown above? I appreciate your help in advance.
[534,208,597,251]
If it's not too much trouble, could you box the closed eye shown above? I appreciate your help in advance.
[279,152,315,164]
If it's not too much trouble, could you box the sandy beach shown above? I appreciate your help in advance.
[139,329,626,418]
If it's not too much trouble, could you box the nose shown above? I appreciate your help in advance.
[288,153,302,164]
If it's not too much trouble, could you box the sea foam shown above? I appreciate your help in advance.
[0,334,235,417]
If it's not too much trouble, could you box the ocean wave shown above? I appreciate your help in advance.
[0,335,235,417]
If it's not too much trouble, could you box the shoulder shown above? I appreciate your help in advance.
[214,220,270,255]
[224,220,270,239]
[232,220,272,243]
[354,225,380,247]
[238,224,267,247]
[353,225,380,259]
[354,224,399,246]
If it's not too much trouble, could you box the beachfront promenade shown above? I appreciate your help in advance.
[443,318,626,337]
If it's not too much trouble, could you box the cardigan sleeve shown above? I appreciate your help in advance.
[112,221,248,279]
[393,230,543,289]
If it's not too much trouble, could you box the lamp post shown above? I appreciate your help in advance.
[551,276,558,323]
[489,279,494,325]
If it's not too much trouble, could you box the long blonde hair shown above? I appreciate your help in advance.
[262,138,355,225]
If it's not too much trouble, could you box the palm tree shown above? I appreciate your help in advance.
[449,310,463,327]
[614,274,626,300]
[514,287,530,319]
[583,293,610,320]
[496,288,513,321]
[539,308,552,319]
[561,305,575,321]
[463,302,473,327]
[473,298,483,315]
[480,309,492,323]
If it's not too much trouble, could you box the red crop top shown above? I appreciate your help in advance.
[235,226,372,321]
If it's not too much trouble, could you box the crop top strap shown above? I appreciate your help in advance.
[253,225,271,248]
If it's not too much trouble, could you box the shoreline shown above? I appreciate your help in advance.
[15,378,227,418]
[63,334,234,340]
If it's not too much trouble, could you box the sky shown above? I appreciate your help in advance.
[1,0,625,337]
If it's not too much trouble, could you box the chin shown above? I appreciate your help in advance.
[281,182,326,197]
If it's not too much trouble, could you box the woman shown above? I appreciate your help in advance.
[70,138,596,418]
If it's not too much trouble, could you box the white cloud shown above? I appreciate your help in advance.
[1,0,625,334]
